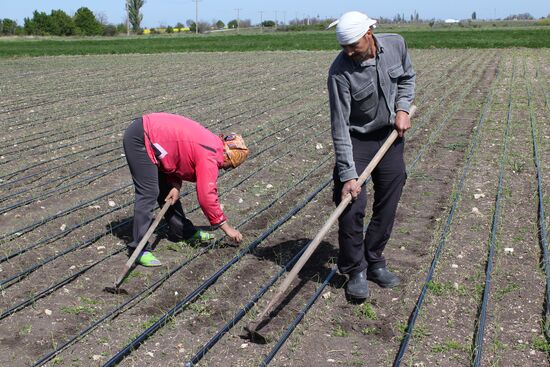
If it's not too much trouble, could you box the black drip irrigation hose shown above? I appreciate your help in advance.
[0,155,124,204]
[31,159,332,367]
[0,139,116,182]
[184,241,311,366]
[1,65,270,150]
[259,268,338,367]
[0,247,126,321]
[186,84,478,365]
[0,163,127,216]
[0,193,134,264]
[525,60,550,340]
[1,96,324,243]
[0,89,323,213]
[101,178,332,367]
[0,126,331,291]
[393,63,498,366]
[472,58,515,366]
[0,184,131,243]
[0,218,132,291]
[0,144,120,189]
[31,243,215,367]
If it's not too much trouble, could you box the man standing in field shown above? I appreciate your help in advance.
[327,11,415,299]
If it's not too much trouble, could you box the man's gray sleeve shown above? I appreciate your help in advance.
[327,75,358,182]
[395,41,416,113]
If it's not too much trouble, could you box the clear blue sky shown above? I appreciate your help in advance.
[3,0,548,28]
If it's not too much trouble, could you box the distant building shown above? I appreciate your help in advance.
[444,19,460,23]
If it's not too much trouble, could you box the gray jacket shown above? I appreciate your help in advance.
[328,33,415,182]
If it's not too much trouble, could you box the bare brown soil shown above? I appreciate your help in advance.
[1,49,549,367]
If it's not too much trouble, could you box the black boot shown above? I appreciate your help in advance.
[346,270,369,299]
[367,267,400,288]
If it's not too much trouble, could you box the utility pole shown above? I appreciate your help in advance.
[275,10,278,28]
[234,8,241,32]
[125,0,130,36]
[259,11,263,31]
[193,0,201,34]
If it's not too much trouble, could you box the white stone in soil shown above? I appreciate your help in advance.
[504,248,514,254]
[108,200,116,207]
[44,309,52,316]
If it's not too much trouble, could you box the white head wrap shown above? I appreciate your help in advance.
[328,11,377,45]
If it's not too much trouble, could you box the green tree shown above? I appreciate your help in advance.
[127,0,145,33]
[74,7,103,35]
[116,23,128,34]
[261,20,276,27]
[227,19,238,28]
[1,18,18,35]
[24,11,49,35]
[103,24,117,36]
[48,9,76,35]
[215,20,225,29]
[472,11,477,20]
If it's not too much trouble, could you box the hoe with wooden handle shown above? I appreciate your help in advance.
[104,200,171,295]
[244,106,417,343]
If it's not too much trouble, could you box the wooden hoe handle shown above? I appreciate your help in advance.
[255,105,417,322]
[114,200,171,288]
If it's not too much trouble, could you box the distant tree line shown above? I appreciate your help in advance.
[1,8,548,37]
[1,7,128,36]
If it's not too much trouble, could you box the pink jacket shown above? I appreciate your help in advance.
[142,113,227,226]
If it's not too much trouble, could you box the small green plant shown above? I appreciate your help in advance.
[61,305,95,315]
[141,316,161,330]
[123,270,143,283]
[361,327,380,335]
[79,296,100,305]
[396,321,430,340]
[444,142,467,151]
[52,356,64,365]
[510,159,526,173]
[332,323,349,337]
[355,302,377,320]
[532,336,550,353]
[494,282,519,300]
[427,281,466,296]
[431,340,467,353]
[19,324,32,336]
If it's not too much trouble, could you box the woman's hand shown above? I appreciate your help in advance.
[165,187,180,205]
[220,222,243,243]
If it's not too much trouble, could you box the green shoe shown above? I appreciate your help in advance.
[189,230,214,243]
[137,251,162,267]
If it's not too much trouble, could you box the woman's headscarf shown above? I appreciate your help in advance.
[223,133,249,168]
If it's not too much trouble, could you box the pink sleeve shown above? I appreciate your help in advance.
[194,158,227,226]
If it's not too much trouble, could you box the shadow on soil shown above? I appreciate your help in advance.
[250,238,346,323]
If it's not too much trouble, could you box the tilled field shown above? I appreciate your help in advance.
[1,49,549,367]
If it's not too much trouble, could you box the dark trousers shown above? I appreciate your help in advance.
[333,127,406,275]
[122,118,197,252]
